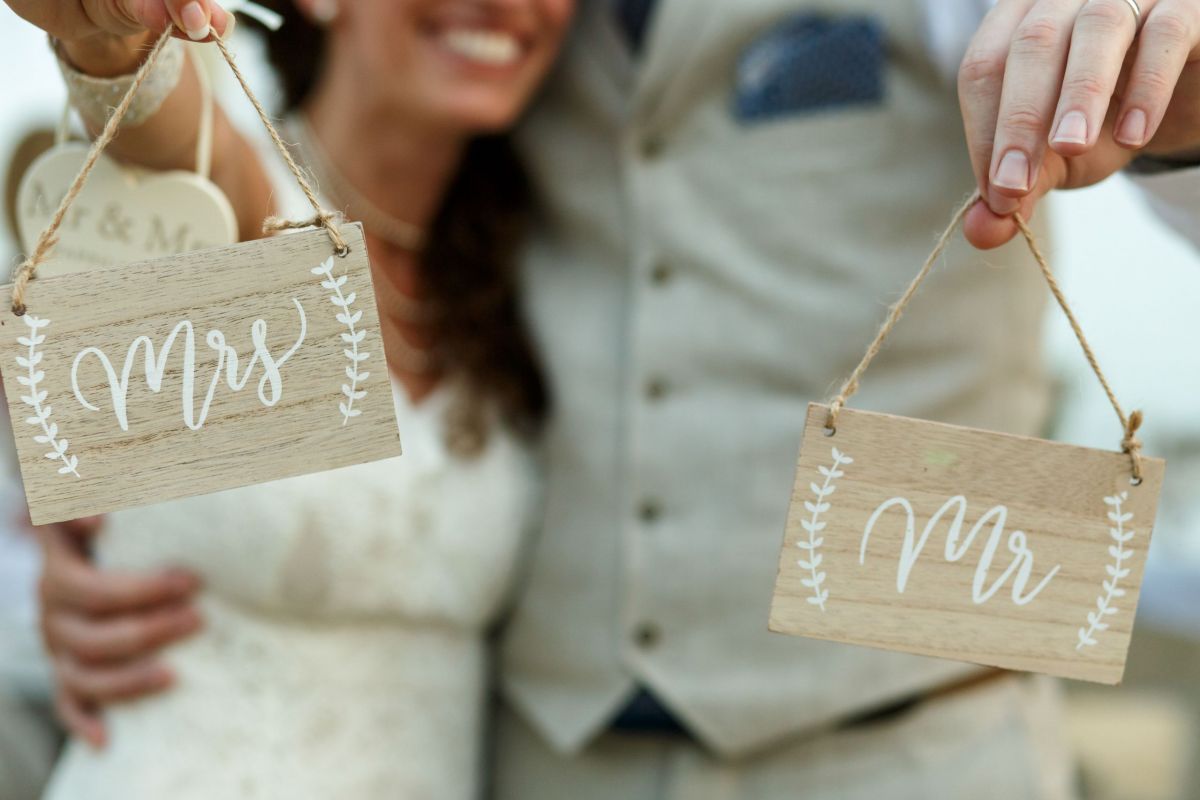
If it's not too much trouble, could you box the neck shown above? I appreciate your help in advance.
[302,48,467,234]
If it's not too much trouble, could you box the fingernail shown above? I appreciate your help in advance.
[988,193,1020,216]
[993,150,1030,192]
[181,2,210,41]
[1052,111,1089,145]
[1117,109,1147,146]
[224,14,236,37]
[168,570,201,593]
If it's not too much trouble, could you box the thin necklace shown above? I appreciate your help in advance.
[289,115,439,375]
[292,114,428,253]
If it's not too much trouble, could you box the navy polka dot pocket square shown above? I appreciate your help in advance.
[734,14,886,123]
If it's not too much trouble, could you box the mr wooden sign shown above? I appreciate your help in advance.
[1,224,401,525]
[769,404,1165,684]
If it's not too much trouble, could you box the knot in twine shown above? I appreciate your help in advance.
[1122,409,1145,484]
[264,212,349,255]
[825,191,1147,483]
[10,233,60,316]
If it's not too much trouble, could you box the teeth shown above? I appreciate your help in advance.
[441,29,521,66]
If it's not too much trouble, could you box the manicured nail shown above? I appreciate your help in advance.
[223,13,236,38]
[181,2,209,40]
[84,727,108,751]
[167,570,202,593]
[1117,109,1147,147]
[994,150,1030,192]
[180,609,204,632]
[1052,111,1088,145]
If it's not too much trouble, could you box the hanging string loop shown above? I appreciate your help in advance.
[825,191,1145,481]
[10,24,347,317]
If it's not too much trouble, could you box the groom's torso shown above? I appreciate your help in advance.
[505,0,1053,757]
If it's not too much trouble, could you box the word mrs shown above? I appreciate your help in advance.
[72,301,307,431]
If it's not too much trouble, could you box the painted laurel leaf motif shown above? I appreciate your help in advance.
[798,446,853,611]
[1077,491,1134,651]
[312,257,370,425]
[16,316,79,478]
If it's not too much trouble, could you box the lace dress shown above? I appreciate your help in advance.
[43,382,538,799]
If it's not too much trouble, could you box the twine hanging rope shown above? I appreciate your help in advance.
[207,31,346,252]
[825,191,1145,483]
[9,26,347,317]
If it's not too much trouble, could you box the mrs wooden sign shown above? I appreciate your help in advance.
[769,404,1165,684]
[1,224,402,525]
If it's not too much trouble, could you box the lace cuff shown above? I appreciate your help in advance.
[53,36,185,128]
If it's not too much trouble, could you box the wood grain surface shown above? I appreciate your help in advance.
[769,403,1166,684]
[0,223,402,525]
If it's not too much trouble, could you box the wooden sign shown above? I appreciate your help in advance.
[0,223,401,525]
[16,144,238,278]
[769,403,1165,684]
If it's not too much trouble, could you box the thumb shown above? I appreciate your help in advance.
[61,515,106,538]
[52,515,107,556]
[963,156,1065,250]
[963,194,1038,251]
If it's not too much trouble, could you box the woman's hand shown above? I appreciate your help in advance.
[6,0,231,43]
[959,0,1200,248]
[36,515,204,748]
[5,0,231,74]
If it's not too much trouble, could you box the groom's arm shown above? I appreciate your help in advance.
[36,516,202,747]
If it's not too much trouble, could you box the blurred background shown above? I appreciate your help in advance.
[1,5,1198,799]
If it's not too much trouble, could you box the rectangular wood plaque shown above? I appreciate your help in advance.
[769,403,1166,684]
[1,223,402,525]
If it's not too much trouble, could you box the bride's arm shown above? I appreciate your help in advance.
[5,1,261,747]
[6,0,274,242]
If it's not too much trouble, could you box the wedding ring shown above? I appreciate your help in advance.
[1117,0,1142,29]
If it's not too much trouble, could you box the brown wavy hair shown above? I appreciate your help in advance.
[248,4,548,453]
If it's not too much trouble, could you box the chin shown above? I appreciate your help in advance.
[436,98,527,135]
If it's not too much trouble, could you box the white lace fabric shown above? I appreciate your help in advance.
[43,383,538,799]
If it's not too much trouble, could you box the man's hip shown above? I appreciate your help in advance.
[489,673,1077,800]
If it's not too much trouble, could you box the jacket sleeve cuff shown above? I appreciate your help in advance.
[1127,163,1200,251]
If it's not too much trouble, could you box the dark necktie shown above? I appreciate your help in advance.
[613,0,658,53]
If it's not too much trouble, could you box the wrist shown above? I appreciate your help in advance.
[1128,146,1200,176]
[55,35,186,129]
[58,31,156,78]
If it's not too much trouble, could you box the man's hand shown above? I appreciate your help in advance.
[959,0,1200,248]
[36,515,203,748]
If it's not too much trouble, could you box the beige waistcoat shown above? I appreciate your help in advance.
[502,0,1053,758]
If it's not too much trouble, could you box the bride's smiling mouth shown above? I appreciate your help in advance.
[427,24,532,73]
[439,28,524,67]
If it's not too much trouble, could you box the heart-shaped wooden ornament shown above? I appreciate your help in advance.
[16,142,237,278]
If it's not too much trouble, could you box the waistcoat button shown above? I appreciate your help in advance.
[638,499,662,523]
[645,377,669,401]
[633,622,661,649]
[650,262,673,286]
[640,133,667,160]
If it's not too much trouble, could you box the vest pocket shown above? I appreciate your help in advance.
[734,14,886,123]
[724,13,896,173]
